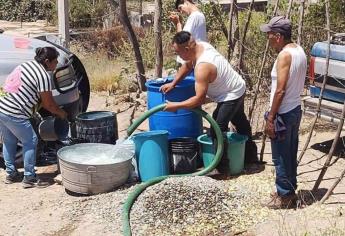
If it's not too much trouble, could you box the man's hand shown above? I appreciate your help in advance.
[164,101,180,112]
[265,119,276,139]
[169,12,180,25]
[160,82,175,94]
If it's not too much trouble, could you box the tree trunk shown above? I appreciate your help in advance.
[230,6,240,66]
[248,0,280,122]
[227,0,235,60]
[238,0,255,89]
[211,2,228,39]
[154,0,163,78]
[110,0,146,92]
[297,0,305,45]
[286,0,294,19]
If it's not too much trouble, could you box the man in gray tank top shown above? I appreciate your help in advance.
[260,16,307,209]
[160,31,258,175]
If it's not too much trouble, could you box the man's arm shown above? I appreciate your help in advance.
[160,60,194,93]
[169,12,183,32]
[164,63,215,112]
[265,51,291,138]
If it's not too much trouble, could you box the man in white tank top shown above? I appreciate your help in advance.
[160,31,258,174]
[260,16,307,209]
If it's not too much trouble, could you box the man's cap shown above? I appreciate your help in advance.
[260,16,291,35]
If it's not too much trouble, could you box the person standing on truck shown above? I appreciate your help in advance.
[260,16,307,209]
[0,47,67,188]
[169,0,207,68]
[160,31,258,174]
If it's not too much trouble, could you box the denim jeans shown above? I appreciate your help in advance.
[210,95,258,172]
[271,105,302,196]
[0,112,38,177]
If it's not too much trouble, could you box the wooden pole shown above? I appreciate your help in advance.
[58,0,70,48]
[320,168,345,204]
[227,0,235,60]
[248,0,280,122]
[211,2,228,39]
[238,0,255,81]
[286,0,294,19]
[297,0,331,164]
[154,0,163,78]
[316,100,345,197]
[297,0,305,45]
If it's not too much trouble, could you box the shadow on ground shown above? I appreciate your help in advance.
[297,188,328,207]
[310,136,345,158]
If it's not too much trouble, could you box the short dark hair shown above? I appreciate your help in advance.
[172,31,191,45]
[34,47,59,68]
[175,0,194,10]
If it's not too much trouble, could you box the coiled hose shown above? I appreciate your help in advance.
[122,103,224,236]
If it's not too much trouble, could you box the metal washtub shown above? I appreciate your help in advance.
[58,143,132,194]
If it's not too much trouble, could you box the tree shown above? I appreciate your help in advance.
[109,0,146,92]
[154,0,163,78]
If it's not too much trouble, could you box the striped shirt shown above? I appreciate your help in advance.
[0,60,52,119]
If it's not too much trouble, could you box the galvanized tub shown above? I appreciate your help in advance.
[58,143,132,195]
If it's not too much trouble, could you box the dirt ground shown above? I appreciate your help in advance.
[1,92,345,236]
[1,20,345,236]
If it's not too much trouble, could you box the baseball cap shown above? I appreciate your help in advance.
[260,16,292,35]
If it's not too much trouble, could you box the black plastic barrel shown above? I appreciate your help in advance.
[75,111,118,144]
[169,137,199,174]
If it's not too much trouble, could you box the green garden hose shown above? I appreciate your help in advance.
[122,103,224,236]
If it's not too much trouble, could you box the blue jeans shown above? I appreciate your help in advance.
[0,112,38,177]
[271,105,302,196]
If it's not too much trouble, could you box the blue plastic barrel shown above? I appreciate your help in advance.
[145,77,202,139]
[132,130,170,181]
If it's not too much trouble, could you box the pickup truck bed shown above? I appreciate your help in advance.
[302,95,344,124]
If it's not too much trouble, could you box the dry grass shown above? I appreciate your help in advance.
[80,52,125,93]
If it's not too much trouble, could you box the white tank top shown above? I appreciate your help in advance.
[195,42,246,102]
[270,45,307,113]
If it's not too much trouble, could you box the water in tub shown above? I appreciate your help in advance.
[63,139,135,165]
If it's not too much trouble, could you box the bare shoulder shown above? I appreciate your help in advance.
[277,51,292,65]
[195,62,217,82]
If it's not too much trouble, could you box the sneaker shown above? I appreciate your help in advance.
[262,193,297,209]
[4,172,23,184]
[22,176,49,189]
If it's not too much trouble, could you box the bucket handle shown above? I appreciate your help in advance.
[190,152,198,162]
[87,166,97,173]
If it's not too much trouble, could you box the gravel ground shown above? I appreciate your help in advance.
[130,174,275,236]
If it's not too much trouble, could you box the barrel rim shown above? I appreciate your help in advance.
[145,76,195,90]
[132,130,169,138]
[197,132,248,145]
[76,111,116,121]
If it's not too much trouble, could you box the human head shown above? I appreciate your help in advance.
[172,31,196,61]
[260,16,292,50]
[175,0,195,15]
[34,47,59,71]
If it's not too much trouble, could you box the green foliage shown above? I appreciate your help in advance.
[0,0,110,28]
[0,0,54,22]
[69,0,110,28]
